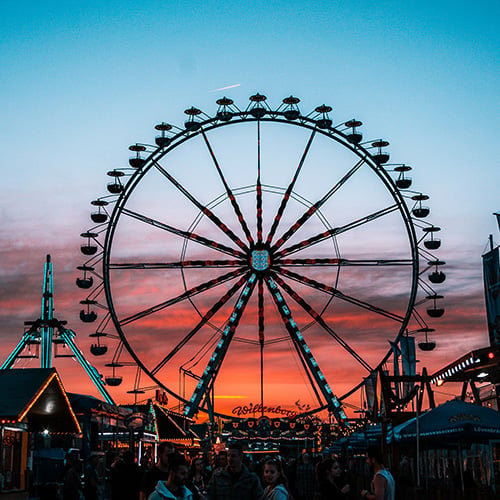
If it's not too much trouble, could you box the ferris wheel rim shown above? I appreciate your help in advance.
[78,98,438,420]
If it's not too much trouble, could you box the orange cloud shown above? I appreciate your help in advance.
[0,233,490,420]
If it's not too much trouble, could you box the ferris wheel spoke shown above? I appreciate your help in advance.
[184,274,258,417]
[122,208,246,259]
[270,272,373,372]
[256,121,263,243]
[277,257,414,267]
[152,159,249,252]
[272,158,366,251]
[264,275,348,425]
[258,279,265,345]
[275,266,404,323]
[276,203,399,258]
[119,268,247,326]
[109,259,245,270]
[201,129,255,246]
[151,273,251,376]
[258,278,265,410]
[265,130,316,245]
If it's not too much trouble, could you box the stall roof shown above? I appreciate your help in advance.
[69,393,131,419]
[0,368,80,433]
[124,401,199,445]
[391,399,500,443]
[153,403,199,443]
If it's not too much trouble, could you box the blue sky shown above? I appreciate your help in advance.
[0,0,499,409]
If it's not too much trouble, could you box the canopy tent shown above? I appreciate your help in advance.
[391,399,500,443]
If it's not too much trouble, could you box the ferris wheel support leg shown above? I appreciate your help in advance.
[0,333,34,369]
[203,384,215,424]
[265,276,348,427]
[184,274,257,418]
[59,329,115,405]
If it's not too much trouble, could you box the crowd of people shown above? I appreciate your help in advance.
[65,443,395,500]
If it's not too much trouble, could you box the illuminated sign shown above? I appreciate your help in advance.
[232,402,296,418]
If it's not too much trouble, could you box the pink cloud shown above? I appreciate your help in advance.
[0,227,491,418]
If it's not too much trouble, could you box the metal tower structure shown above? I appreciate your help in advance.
[1,255,115,405]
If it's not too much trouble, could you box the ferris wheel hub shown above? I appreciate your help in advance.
[250,248,271,271]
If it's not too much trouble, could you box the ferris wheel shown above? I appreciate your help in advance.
[77,93,445,424]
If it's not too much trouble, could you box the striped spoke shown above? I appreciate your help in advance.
[275,267,404,322]
[276,204,399,259]
[201,129,255,245]
[122,208,246,259]
[265,130,316,244]
[119,268,247,326]
[151,273,251,375]
[109,259,245,270]
[184,274,257,417]
[153,159,249,251]
[272,158,366,251]
[271,272,373,371]
[256,121,263,243]
[277,258,414,267]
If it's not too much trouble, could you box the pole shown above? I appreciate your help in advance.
[416,386,420,489]
[260,343,264,416]
[40,256,54,368]
[0,425,4,487]
[458,443,464,496]
[259,278,264,417]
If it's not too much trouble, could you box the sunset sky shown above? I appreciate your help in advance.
[1,1,499,420]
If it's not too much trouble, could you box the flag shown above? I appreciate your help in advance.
[483,246,500,346]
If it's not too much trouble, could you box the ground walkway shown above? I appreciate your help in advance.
[0,492,28,500]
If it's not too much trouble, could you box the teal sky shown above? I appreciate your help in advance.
[1,0,498,229]
[0,0,499,404]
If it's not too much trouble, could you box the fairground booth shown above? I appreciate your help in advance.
[0,368,80,492]
[131,399,201,466]
[389,399,500,499]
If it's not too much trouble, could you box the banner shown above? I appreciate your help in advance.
[400,336,416,398]
[483,247,500,346]
[364,372,377,417]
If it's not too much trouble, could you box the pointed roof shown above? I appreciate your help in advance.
[0,368,81,433]
[153,403,198,442]
[121,401,200,446]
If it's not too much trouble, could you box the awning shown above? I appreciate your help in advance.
[391,399,500,443]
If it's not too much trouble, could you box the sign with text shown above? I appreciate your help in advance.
[232,402,296,418]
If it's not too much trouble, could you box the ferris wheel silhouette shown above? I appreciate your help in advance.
[77,93,445,423]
